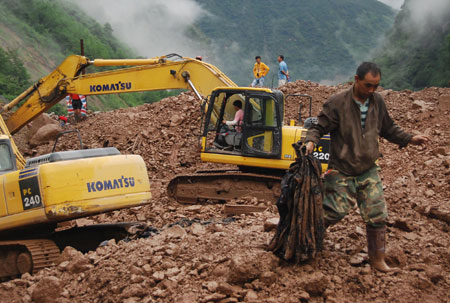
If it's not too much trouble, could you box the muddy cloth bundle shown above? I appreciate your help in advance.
[268,142,325,263]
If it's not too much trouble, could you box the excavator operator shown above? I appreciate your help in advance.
[215,100,244,151]
[222,100,244,132]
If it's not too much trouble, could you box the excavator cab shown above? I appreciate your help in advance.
[203,88,283,158]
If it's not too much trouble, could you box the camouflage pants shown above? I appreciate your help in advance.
[323,165,387,228]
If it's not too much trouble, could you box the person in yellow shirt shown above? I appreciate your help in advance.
[251,56,270,87]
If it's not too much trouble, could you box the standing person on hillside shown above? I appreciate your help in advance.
[69,93,83,121]
[251,56,270,87]
[277,55,289,87]
[304,62,429,272]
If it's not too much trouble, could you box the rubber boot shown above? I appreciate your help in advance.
[366,225,398,273]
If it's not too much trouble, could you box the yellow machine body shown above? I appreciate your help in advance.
[0,154,150,232]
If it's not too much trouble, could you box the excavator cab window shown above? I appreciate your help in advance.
[242,94,281,158]
[203,89,281,158]
[204,90,246,152]
[0,141,16,174]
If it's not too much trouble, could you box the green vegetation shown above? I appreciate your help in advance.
[191,0,395,85]
[373,0,450,90]
[0,47,31,101]
[0,0,178,112]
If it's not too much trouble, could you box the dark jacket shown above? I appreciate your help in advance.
[305,87,412,176]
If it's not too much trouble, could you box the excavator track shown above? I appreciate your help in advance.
[167,170,282,204]
[0,239,60,280]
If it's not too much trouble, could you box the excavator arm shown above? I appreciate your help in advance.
[4,54,236,136]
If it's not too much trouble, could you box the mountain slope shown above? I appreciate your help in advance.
[190,0,395,85]
[373,0,450,90]
[0,0,176,111]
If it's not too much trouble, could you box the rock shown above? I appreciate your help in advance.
[425,265,444,283]
[393,219,414,232]
[303,272,329,296]
[438,94,450,111]
[29,124,63,147]
[153,271,165,281]
[130,265,144,275]
[442,159,450,168]
[31,276,62,303]
[244,290,258,302]
[163,225,187,239]
[180,292,198,303]
[142,264,152,274]
[424,189,435,197]
[413,273,433,290]
[211,263,230,277]
[136,213,147,221]
[26,113,60,138]
[57,246,90,273]
[263,217,279,232]
[432,147,447,156]
[411,100,430,110]
[159,279,178,291]
[202,293,227,302]
[386,244,407,267]
[349,253,366,266]
[191,223,206,236]
[130,274,144,284]
[298,290,310,301]
[166,267,181,277]
[204,281,219,292]
[227,255,261,284]
[403,232,419,241]
[260,271,277,286]
[185,205,202,213]
[216,282,235,296]
[121,284,146,298]
[170,114,184,126]
[361,265,372,275]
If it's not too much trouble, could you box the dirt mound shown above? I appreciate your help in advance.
[4,82,449,303]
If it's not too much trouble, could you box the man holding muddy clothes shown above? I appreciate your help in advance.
[304,62,429,272]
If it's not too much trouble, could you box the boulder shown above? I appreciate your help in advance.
[27,113,59,139]
[31,276,62,303]
[29,124,63,147]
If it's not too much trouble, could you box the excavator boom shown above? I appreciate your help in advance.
[4,54,236,136]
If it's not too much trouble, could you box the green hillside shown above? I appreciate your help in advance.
[0,0,176,112]
[191,0,395,85]
[373,0,450,90]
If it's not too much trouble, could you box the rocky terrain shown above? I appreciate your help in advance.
[1,81,449,303]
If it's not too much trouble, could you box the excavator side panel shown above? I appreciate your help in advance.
[39,154,151,222]
[0,155,151,233]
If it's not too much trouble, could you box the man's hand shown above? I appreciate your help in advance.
[305,141,315,155]
[409,135,430,146]
[222,120,226,124]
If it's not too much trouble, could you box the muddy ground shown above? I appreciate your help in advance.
[1,81,449,303]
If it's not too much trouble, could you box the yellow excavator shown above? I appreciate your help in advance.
[0,53,329,279]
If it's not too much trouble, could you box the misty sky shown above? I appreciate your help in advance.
[378,0,404,10]
[70,0,206,58]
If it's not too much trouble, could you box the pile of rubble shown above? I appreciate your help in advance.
[3,82,449,303]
